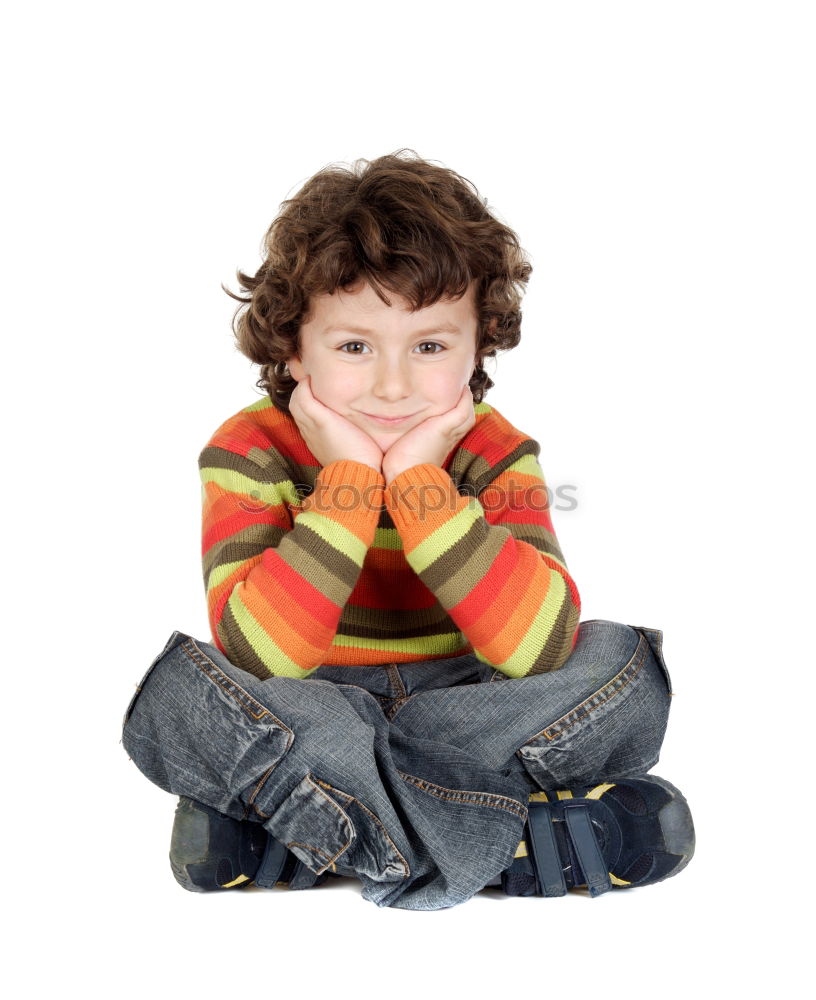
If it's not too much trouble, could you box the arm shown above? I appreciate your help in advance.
[384,446,580,678]
[199,444,384,678]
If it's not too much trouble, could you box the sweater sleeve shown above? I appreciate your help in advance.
[384,450,580,678]
[199,444,384,678]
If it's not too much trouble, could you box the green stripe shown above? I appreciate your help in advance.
[293,510,369,565]
[331,631,465,655]
[408,499,483,574]
[373,526,404,550]
[207,558,254,592]
[227,587,318,679]
[200,465,302,507]
[492,572,569,678]
[504,452,544,477]
[242,397,275,413]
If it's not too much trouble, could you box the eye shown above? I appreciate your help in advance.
[337,341,446,355]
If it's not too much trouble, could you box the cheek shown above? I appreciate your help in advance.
[426,369,470,405]
[309,368,352,399]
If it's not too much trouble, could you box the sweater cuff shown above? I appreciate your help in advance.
[300,459,385,523]
[385,463,470,537]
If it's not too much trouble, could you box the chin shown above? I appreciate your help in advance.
[373,431,402,450]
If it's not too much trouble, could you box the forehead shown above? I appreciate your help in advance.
[304,280,477,334]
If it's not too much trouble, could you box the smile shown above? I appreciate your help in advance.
[360,411,418,426]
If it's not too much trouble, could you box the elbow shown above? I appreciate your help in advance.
[554,601,582,671]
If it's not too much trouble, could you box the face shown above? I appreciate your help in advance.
[286,280,480,452]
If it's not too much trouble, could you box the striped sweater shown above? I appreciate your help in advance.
[198,396,581,680]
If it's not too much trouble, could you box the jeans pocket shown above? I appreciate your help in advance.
[266,772,411,883]
[264,773,354,877]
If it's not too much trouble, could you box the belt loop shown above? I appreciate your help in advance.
[385,662,408,700]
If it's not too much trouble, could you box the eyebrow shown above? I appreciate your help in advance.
[321,322,462,337]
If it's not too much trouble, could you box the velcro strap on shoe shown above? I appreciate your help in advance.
[527,806,567,897]
[563,804,612,897]
[254,837,293,889]
[288,860,326,890]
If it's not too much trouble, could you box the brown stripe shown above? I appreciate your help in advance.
[278,523,364,588]
[417,515,495,599]
[449,439,541,495]
[504,526,565,563]
[203,523,288,587]
[206,521,364,608]
[337,602,458,640]
[526,598,581,675]
[246,447,319,498]
[276,542,362,608]
[200,445,287,484]
[426,520,508,609]
[216,605,278,680]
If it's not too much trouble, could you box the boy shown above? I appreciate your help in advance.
[122,150,694,910]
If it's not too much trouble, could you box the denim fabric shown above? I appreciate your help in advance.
[121,619,673,911]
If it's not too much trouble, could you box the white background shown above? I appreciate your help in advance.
[3,1,812,997]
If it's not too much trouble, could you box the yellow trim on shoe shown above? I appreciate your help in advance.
[609,874,632,886]
[220,873,251,888]
[530,783,616,803]
[586,783,616,800]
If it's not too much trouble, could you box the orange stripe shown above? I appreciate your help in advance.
[241,574,335,664]
[469,553,552,659]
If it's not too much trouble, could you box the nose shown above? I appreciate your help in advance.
[372,355,412,402]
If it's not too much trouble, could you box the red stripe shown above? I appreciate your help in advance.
[259,547,341,627]
[202,507,288,555]
[448,534,518,623]
[540,553,581,608]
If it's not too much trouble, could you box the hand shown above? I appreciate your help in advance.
[288,375,384,474]
[381,384,476,485]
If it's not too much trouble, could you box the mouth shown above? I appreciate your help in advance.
[359,411,418,426]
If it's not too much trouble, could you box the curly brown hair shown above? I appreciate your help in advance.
[224,149,532,413]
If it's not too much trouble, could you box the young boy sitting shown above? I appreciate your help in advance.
[122,150,694,911]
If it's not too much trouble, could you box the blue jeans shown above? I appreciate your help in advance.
[121,619,673,911]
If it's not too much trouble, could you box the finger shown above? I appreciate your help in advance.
[451,385,474,423]
[287,384,302,418]
[296,375,325,416]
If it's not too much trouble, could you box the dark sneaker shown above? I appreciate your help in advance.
[169,796,331,892]
[488,775,694,897]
